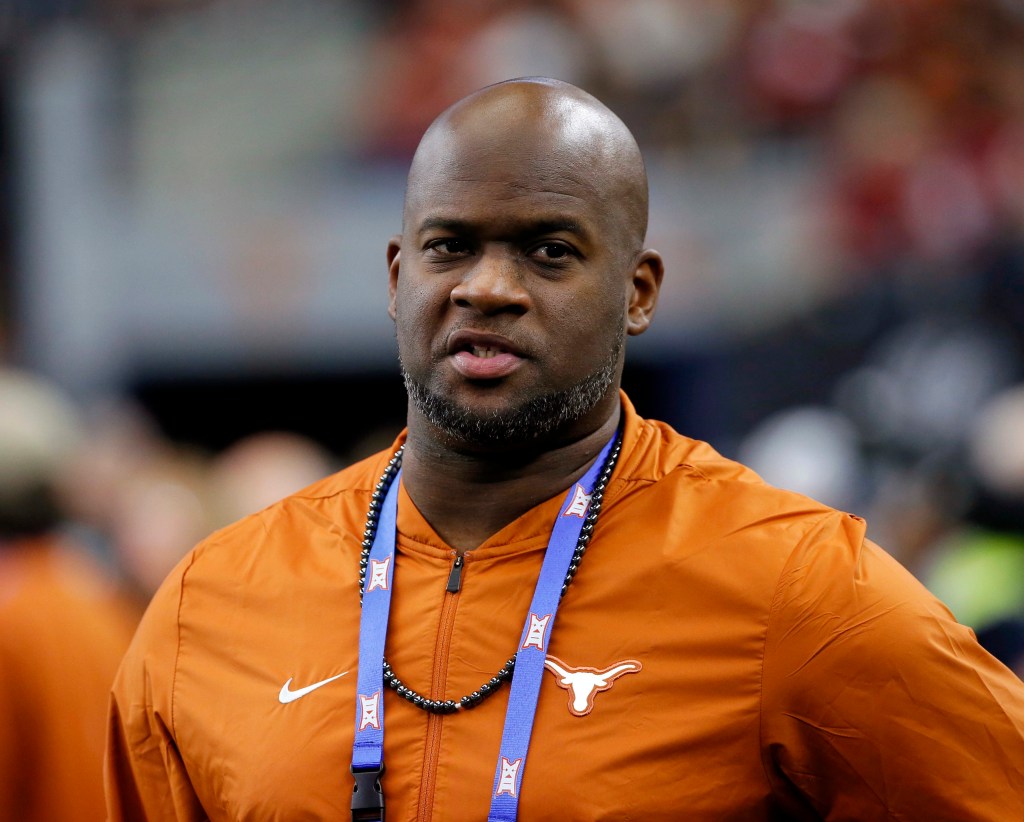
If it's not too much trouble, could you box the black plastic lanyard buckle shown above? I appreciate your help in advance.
[351,763,385,822]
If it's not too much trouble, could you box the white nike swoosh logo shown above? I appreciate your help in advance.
[278,671,349,704]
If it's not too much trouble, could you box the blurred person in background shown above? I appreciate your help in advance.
[0,367,137,821]
[206,431,339,530]
[56,399,214,610]
[106,78,1024,821]
[104,445,213,607]
[917,384,1024,679]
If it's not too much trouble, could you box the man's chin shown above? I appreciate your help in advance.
[402,373,614,447]
[399,330,623,447]
[405,382,558,445]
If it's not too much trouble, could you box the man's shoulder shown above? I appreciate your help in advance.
[620,396,768,488]
[246,443,397,517]
[620,410,858,567]
[284,440,405,501]
[628,416,760,482]
[181,443,400,571]
[625,411,831,511]
[126,446,403,663]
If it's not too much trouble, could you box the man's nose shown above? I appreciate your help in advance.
[449,249,530,315]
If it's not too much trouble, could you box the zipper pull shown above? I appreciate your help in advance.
[446,555,464,593]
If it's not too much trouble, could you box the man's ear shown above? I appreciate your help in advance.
[626,249,664,336]
[387,236,402,320]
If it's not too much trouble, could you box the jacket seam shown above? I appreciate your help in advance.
[170,550,201,741]
[604,463,707,504]
[757,511,838,800]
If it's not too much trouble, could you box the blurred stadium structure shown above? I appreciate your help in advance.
[0,0,1023,669]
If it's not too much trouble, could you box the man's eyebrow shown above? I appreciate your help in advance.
[529,219,585,237]
[416,217,472,234]
[415,216,587,237]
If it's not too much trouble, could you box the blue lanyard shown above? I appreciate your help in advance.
[351,467,399,774]
[352,434,616,821]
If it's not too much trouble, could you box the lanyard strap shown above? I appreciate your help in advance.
[352,434,616,821]
[351,469,400,819]
[486,433,615,821]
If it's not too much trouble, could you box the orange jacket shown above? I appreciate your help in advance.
[106,395,1024,820]
[0,536,137,821]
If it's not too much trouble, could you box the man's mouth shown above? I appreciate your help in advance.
[447,331,526,380]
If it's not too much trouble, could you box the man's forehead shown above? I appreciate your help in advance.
[404,133,603,223]
[403,79,649,246]
[413,160,597,200]
[417,127,597,184]
[408,90,617,195]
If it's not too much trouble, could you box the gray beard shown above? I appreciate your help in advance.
[401,331,623,445]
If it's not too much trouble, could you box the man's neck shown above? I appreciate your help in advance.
[399,406,621,555]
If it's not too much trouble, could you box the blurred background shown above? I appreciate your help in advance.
[2,1,1023,811]
[1,0,1024,695]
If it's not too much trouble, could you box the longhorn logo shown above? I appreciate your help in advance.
[543,656,642,717]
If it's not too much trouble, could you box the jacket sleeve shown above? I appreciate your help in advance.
[0,639,23,815]
[761,511,1024,821]
[105,554,207,821]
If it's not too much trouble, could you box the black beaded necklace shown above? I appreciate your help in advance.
[357,434,623,715]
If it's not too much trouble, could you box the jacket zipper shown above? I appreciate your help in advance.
[446,555,464,593]
[416,553,464,820]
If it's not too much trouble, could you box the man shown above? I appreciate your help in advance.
[106,78,1024,820]
[0,368,137,821]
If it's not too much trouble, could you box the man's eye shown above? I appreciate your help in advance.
[531,243,572,261]
[427,239,471,256]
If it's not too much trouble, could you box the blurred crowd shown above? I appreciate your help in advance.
[0,365,346,819]
[362,0,1024,273]
[2,0,1024,817]
[352,0,1024,667]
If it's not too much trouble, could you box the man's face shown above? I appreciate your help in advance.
[388,127,637,446]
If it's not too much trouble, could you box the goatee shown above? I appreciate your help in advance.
[401,331,623,445]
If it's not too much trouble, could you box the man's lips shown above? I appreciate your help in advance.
[446,330,526,380]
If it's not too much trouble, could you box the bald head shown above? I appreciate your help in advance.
[405,78,650,252]
[388,77,664,450]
